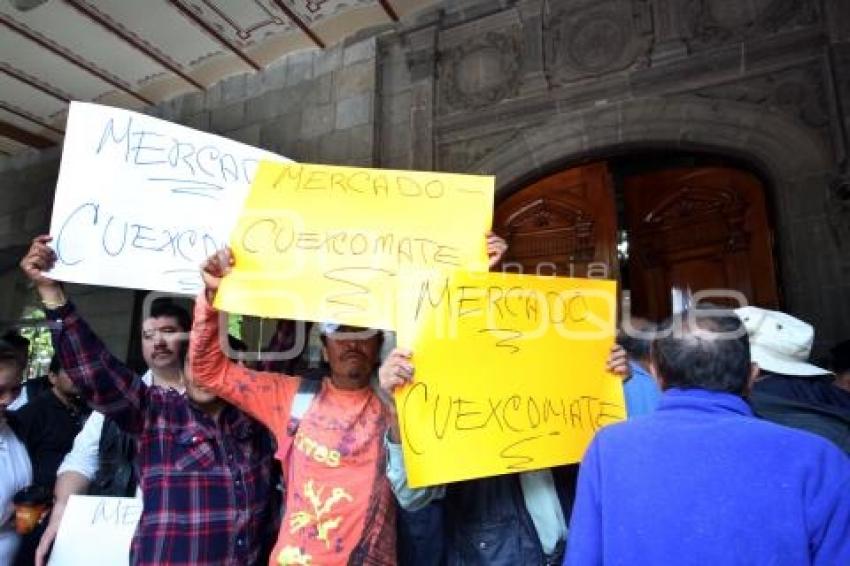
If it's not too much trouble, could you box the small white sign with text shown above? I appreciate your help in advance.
[48,495,142,566]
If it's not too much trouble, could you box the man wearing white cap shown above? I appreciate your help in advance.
[736,306,850,453]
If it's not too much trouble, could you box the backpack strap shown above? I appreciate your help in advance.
[286,376,321,437]
[278,376,322,489]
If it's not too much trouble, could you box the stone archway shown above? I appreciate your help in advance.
[471,96,844,348]
[475,96,832,198]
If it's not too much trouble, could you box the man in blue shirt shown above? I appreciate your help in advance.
[566,307,850,566]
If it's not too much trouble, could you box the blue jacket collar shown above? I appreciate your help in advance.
[657,388,753,417]
[628,360,653,380]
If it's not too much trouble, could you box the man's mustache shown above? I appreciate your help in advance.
[341,349,366,360]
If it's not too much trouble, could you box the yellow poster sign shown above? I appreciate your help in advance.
[215,162,494,328]
[395,269,625,487]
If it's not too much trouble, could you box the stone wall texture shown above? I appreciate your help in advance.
[0,0,848,356]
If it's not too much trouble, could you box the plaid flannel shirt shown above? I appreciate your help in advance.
[47,302,275,566]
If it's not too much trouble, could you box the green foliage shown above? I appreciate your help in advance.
[19,307,53,380]
[228,313,243,340]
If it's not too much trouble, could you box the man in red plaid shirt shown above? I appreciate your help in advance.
[21,235,276,566]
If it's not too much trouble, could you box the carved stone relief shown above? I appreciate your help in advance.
[694,65,830,134]
[438,129,523,173]
[9,0,49,11]
[685,0,819,48]
[543,0,652,85]
[438,31,522,114]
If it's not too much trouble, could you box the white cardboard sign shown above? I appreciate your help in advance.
[48,495,142,566]
[48,102,289,295]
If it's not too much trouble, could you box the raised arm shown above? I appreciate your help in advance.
[190,247,298,435]
[487,231,507,271]
[378,348,445,510]
[20,236,147,433]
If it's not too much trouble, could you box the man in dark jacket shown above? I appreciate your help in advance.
[377,234,629,565]
[737,307,850,453]
[380,347,628,566]
[7,355,89,565]
[8,355,88,490]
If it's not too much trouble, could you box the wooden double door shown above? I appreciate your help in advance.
[494,162,779,321]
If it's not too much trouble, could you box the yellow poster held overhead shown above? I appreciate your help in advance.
[395,269,624,488]
[215,162,494,328]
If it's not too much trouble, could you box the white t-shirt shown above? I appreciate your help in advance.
[0,420,33,564]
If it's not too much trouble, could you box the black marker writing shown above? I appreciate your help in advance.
[323,266,395,317]
[400,384,625,456]
[478,328,523,354]
[269,163,488,202]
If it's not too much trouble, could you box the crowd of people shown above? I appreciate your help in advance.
[0,232,848,565]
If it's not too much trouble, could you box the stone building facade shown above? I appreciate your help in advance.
[0,0,848,357]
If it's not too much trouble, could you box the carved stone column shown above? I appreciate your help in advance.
[825,0,850,42]
[517,0,548,94]
[405,18,439,170]
[825,0,850,250]
[825,0,850,168]
[650,0,687,64]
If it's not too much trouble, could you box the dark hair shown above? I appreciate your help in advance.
[617,321,656,360]
[1,330,29,367]
[49,354,61,374]
[147,299,192,332]
[2,330,29,352]
[0,338,21,368]
[651,307,751,395]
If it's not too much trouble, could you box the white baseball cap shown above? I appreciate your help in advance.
[735,306,830,376]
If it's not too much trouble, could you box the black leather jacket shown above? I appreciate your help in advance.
[89,416,138,497]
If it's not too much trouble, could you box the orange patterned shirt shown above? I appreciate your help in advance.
[190,294,396,565]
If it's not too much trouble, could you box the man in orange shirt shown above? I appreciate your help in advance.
[190,235,505,565]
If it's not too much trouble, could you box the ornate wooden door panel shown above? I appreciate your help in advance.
[494,163,617,278]
[624,167,779,320]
